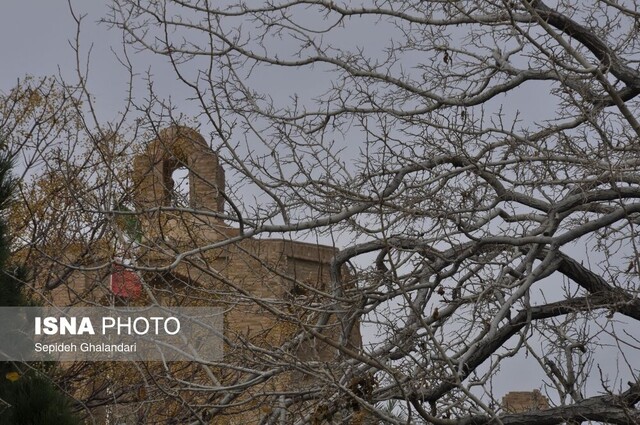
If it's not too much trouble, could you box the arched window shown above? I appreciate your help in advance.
[171,166,190,206]
[162,158,191,207]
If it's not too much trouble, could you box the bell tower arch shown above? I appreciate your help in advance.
[132,126,226,244]
[133,126,225,213]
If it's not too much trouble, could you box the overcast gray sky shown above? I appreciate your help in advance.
[1,1,635,414]
[2,3,110,107]
[0,1,207,125]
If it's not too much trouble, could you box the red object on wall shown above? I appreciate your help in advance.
[110,264,142,299]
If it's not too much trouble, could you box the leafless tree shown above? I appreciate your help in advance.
[6,0,640,423]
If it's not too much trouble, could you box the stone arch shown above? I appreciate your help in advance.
[133,126,225,213]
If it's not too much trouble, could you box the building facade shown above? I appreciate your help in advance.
[44,126,361,424]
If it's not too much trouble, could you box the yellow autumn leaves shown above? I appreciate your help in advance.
[5,371,20,382]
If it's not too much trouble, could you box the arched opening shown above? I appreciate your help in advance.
[170,166,190,206]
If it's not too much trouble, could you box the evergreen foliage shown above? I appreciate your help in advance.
[0,150,81,425]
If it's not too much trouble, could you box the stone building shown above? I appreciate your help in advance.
[44,126,361,424]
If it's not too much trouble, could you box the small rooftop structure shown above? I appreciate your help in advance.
[502,390,549,413]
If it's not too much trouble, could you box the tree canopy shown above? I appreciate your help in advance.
[4,0,640,423]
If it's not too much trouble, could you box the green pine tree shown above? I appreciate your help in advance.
[0,150,81,425]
